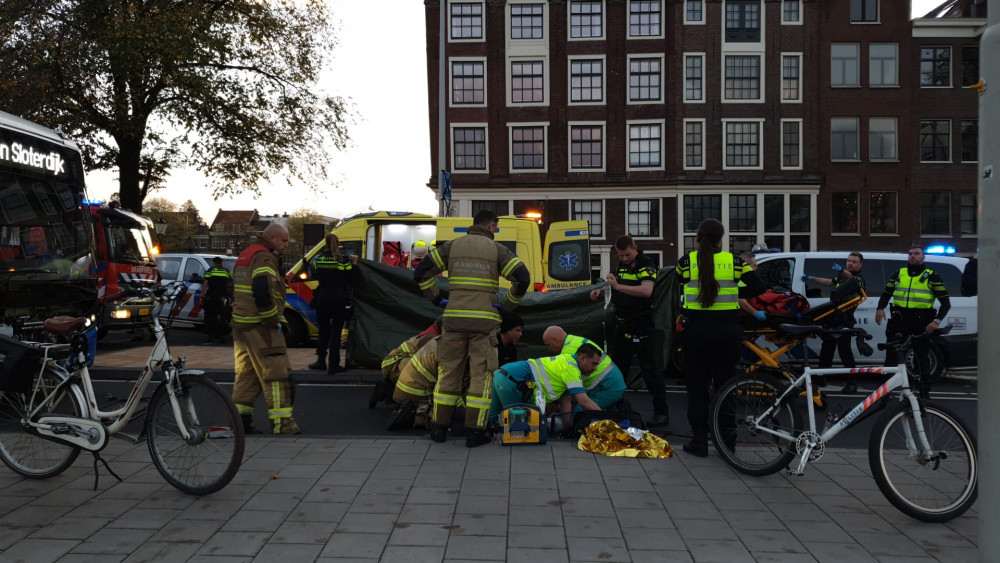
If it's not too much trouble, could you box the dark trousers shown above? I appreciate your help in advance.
[884,310,933,375]
[818,333,856,369]
[203,297,230,337]
[679,317,743,436]
[610,313,668,417]
[314,293,350,365]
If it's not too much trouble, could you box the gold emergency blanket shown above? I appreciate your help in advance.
[576,420,673,458]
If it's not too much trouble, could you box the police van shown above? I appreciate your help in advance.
[153,253,236,326]
[752,251,976,377]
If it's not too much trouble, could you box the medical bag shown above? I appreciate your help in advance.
[500,403,547,445]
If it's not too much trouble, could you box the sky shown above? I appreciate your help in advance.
[85,0,946,225]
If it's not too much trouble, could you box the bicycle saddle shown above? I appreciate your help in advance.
[43,316,89,335]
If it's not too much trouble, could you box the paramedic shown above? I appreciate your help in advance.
[676,219,764,457]
[414,209,530,447]
[307,233,359,375]
[542,326,626,411]
[588,235,669,427]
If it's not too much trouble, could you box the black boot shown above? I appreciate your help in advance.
[386,401,416,431]
[429,426,447,443]
[307,356,326,371]
[368,381,390,409]
[241,414,261,435]
[683,432,709,457]
[466,429,491,448]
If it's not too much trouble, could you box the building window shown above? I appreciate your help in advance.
[511,4,544,39]
[869,43,898,87]
[781,119,801,169]
[961,120,978,162]
[685,0,703,23]
[684,194,722,232]
[961,192,977,235]
[724,55,761,100]
[451,60,485,105]
[730,194,757,232]
[511,60,544,103]
[725,0,761,42]
[724,121,761,168]
[569,1,603,38]
[782,0,800,23]
[782,54,800,101]
[628,57,662,102]
[684,54,704,102]
[832,192,859,234]
[511,126,545,170]
[572,200,603,237]
[628,122,662,169]
[920,191,951,236]
[831,43,860,87]
[569,124,603,170]
[963,46,980,87]
[920,47,951,87]
[450,3,483,40]
[627,199,660,238]
[453,126,487,171]
[870,191,897,234]
[570,59,604,103]
[629,1,662,37]
[831,117,859,161]
[851,0,878,22]
[920,120,951,162]
[472,200,510,217]
[684,119,704,170]
[869,117,898,161]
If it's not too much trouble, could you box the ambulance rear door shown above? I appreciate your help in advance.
[541,220,591,291]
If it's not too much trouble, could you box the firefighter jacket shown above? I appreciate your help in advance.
[560,334,614,391]
[381,331,437,378]
[413,224,530,332]
[204,266,233,300]
[232,242,286,326]
[395,337,440,398]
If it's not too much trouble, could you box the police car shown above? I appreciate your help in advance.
[153,253,236,326]
[752,250,976,378]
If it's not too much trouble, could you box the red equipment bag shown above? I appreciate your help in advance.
[747,290,811,317]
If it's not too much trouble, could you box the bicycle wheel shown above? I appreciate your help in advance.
[868,400,977,522]
[711,372,801,476]
[146,373,244,495]
[0,367,84,478]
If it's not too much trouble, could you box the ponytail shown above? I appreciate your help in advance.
[694,219,725,308]
[325,233,340,257]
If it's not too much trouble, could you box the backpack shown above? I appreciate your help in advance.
[748,290,811,317]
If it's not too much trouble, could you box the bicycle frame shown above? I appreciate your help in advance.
[749,363,934,476]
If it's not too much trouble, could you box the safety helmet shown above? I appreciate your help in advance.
[411,240,429,258]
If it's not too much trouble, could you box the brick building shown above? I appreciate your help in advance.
[424,0,984,278]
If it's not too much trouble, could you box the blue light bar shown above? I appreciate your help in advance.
[81,199,104,206]
[925,245,956,255]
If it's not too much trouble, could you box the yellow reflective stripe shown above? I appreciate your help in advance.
[257,306,278,318]
[253,266,277,277]
[396,381,432,397]
[465,396,491,409]
[232,314,263,323]
[433,392,461,406]
[449,276,500,288]
[235,403,254,415]
[501,257,523,277]
[444,309,501,321]
[269,408,293,418]
[401,342,413,353]
[413,358,436,382]
[430,249,445,270]
[507,293,522,304]
[617,272,640,281]
[419,278,436,290]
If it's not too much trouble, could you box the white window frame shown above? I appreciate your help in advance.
[450,122,489,174]
[627,0,664,40]
[507,1,547,42]
[780,53,802,103]
[625,199,663,241]
[449,57,487,108]
[781,0,802,25]
[869,43,899,88]
[506,57,549,107]
[568,0,605,41]
[626,119,666,172]
[722,118,765,170]
[568,54,606,106]
[627,54,664,105]
[869,117,898,161]
[780,118,803,170]
[830,117,860,162]
[569,199,606,240]
[683,52,706,103]
[722,53,764,104]
[684,0,705,25]
[683,118,706,171]
[567,121,606,173]
[448,1,486,43]
[507,121,549,173]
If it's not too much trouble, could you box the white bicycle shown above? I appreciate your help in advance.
[710,324,977,522]
[0,282,244,495]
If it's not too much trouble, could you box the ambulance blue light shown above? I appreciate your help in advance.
[925,245,955,255]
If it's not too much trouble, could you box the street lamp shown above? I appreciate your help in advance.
[154,218,167,252]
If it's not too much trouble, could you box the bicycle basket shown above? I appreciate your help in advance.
[0,335,43,394]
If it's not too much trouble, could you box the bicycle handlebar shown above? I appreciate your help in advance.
[877,325,952,352]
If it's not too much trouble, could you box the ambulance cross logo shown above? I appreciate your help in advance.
[558,251,579,271]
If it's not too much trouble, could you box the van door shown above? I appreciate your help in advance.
[173,257,209,323]
[541,220,591,291]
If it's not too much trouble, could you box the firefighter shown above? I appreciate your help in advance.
[676,219,764,457]
[541,325,626,411]
[387,336,469,431]
[413,209,530,447]
[369,317,443,409]
[231,223,300,435]
[201,256,234,344]
[307,233,359,374]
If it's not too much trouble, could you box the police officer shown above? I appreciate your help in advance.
[414,209,530,447]
[201,257,234,344]
[676,219,764,457]
[308,233,359,375]
[875,246,951,375]
[802,251,867,393]
[589,235,669,427]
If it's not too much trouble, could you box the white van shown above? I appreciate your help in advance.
[153,253,236,326]
[752,251,976,376]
